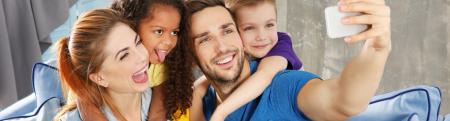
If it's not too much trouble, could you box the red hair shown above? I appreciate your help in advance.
[54,9,142,121]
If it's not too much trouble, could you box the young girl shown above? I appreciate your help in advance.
[190,0,304,120]
[54,9,152,121]
[110,0,194,120]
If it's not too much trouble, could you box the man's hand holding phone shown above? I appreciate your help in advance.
[326,0,391,52]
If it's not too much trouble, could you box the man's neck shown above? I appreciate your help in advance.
[213,60,251,104]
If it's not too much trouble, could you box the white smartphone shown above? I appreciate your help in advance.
[325,6,368,39]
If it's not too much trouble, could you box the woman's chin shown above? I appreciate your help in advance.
[133,82,149,92]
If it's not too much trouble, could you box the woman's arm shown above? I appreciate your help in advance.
[210,56,288,120]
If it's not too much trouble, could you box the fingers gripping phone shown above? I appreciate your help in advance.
[325,6,368,38]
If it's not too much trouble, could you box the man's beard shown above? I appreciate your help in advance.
[199,50,245,86]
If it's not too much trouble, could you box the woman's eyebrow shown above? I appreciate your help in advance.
[115,47,129,59]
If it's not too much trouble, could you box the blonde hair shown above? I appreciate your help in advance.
[225,0,276,12]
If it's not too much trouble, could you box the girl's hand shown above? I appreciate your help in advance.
[339,0,391,52]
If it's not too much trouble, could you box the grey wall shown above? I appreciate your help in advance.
[277,0,449,114]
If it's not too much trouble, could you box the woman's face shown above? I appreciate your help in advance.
[92,22,150,93]
[138,4,181,64]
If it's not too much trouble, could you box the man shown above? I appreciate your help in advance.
[185,0,391,120]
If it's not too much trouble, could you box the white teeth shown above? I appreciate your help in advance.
[216,56,233,65]
[157,50,168,53]
[134,65,147,76]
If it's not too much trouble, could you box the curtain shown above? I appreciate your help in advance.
[0,0,74,109]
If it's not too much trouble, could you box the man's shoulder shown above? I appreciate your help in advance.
[274,70,320,81]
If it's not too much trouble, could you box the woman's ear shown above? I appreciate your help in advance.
[89,73,109,87]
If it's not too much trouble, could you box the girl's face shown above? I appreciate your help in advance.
[235,2,278,58]
[138,4,180,64]
[91,23,150,93]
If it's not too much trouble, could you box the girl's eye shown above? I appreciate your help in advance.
[120,53,129,61]
[154,30,163,35]
[171,31,179,36]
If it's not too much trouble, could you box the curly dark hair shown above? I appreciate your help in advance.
[110,0,194,119]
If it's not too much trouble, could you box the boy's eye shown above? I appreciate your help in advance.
[120,53,129,61]
[266,23,275,28]
[243,26,254,31]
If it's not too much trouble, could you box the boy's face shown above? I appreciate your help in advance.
[235,2,278,58]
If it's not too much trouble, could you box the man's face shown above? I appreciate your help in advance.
[190,6,245,84]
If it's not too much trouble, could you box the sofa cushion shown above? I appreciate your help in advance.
[0,61,64,120]
[349,85,442,121]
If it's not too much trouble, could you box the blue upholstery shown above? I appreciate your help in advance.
[350,85,442,121]
[0,94,36,119]
[0,60,448,120]
[32,62,64,106]
[438,114,450,121]
[0,61,64,120]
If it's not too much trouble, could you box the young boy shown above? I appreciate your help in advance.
[190,0,303,120]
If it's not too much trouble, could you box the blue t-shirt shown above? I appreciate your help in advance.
[203,61,320,121]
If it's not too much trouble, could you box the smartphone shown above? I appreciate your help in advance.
[325,6,368,39]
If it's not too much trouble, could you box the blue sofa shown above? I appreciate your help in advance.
[350,86,448,121]
[0,60,64,121]
[0,60,449,121]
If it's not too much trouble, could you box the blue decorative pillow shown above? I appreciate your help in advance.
[0,61,64,120]
[32,61,64,105]
[349,85,442,121]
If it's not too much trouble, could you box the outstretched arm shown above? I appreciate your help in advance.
[298,0,391,120]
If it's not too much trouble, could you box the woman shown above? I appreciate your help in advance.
[54,9,152,121]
